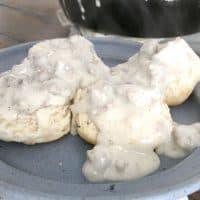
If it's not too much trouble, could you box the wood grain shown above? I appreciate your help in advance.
[0,0,66,48]
[0,1,199,199]
[190,192,200,200]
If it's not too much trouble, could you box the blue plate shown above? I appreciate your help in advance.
[0,37,199,200]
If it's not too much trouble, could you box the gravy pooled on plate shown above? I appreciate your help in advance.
[72,81,172,181]
[72,38,200,182]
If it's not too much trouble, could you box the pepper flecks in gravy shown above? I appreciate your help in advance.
[72,38,200,182]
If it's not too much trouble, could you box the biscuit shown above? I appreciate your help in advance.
[75,113,98,145]
[150,38,200,105]
[0,36,109,144]
[0,105,71,144]
[111,38,200,106]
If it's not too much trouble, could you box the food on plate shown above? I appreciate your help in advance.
[71,80,173,181]
[0,36,109,144]
[111,38,200,106]
[0,36,199,182]
[73,78,199,181]
[72,38,200,182]
[74,38,200,146]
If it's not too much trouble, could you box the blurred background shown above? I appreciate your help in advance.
[0,0,199,199]
[0,0,103,49]
[0,0,67,48]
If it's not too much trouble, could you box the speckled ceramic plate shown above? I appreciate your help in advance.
[0,37,199,200]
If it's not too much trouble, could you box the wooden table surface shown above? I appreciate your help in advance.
[0,1,199,199]
[0,0,67,48]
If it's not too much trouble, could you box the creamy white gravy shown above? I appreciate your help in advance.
[0,36,109,121]
[73,81,173,181]
[72,38,200,182]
